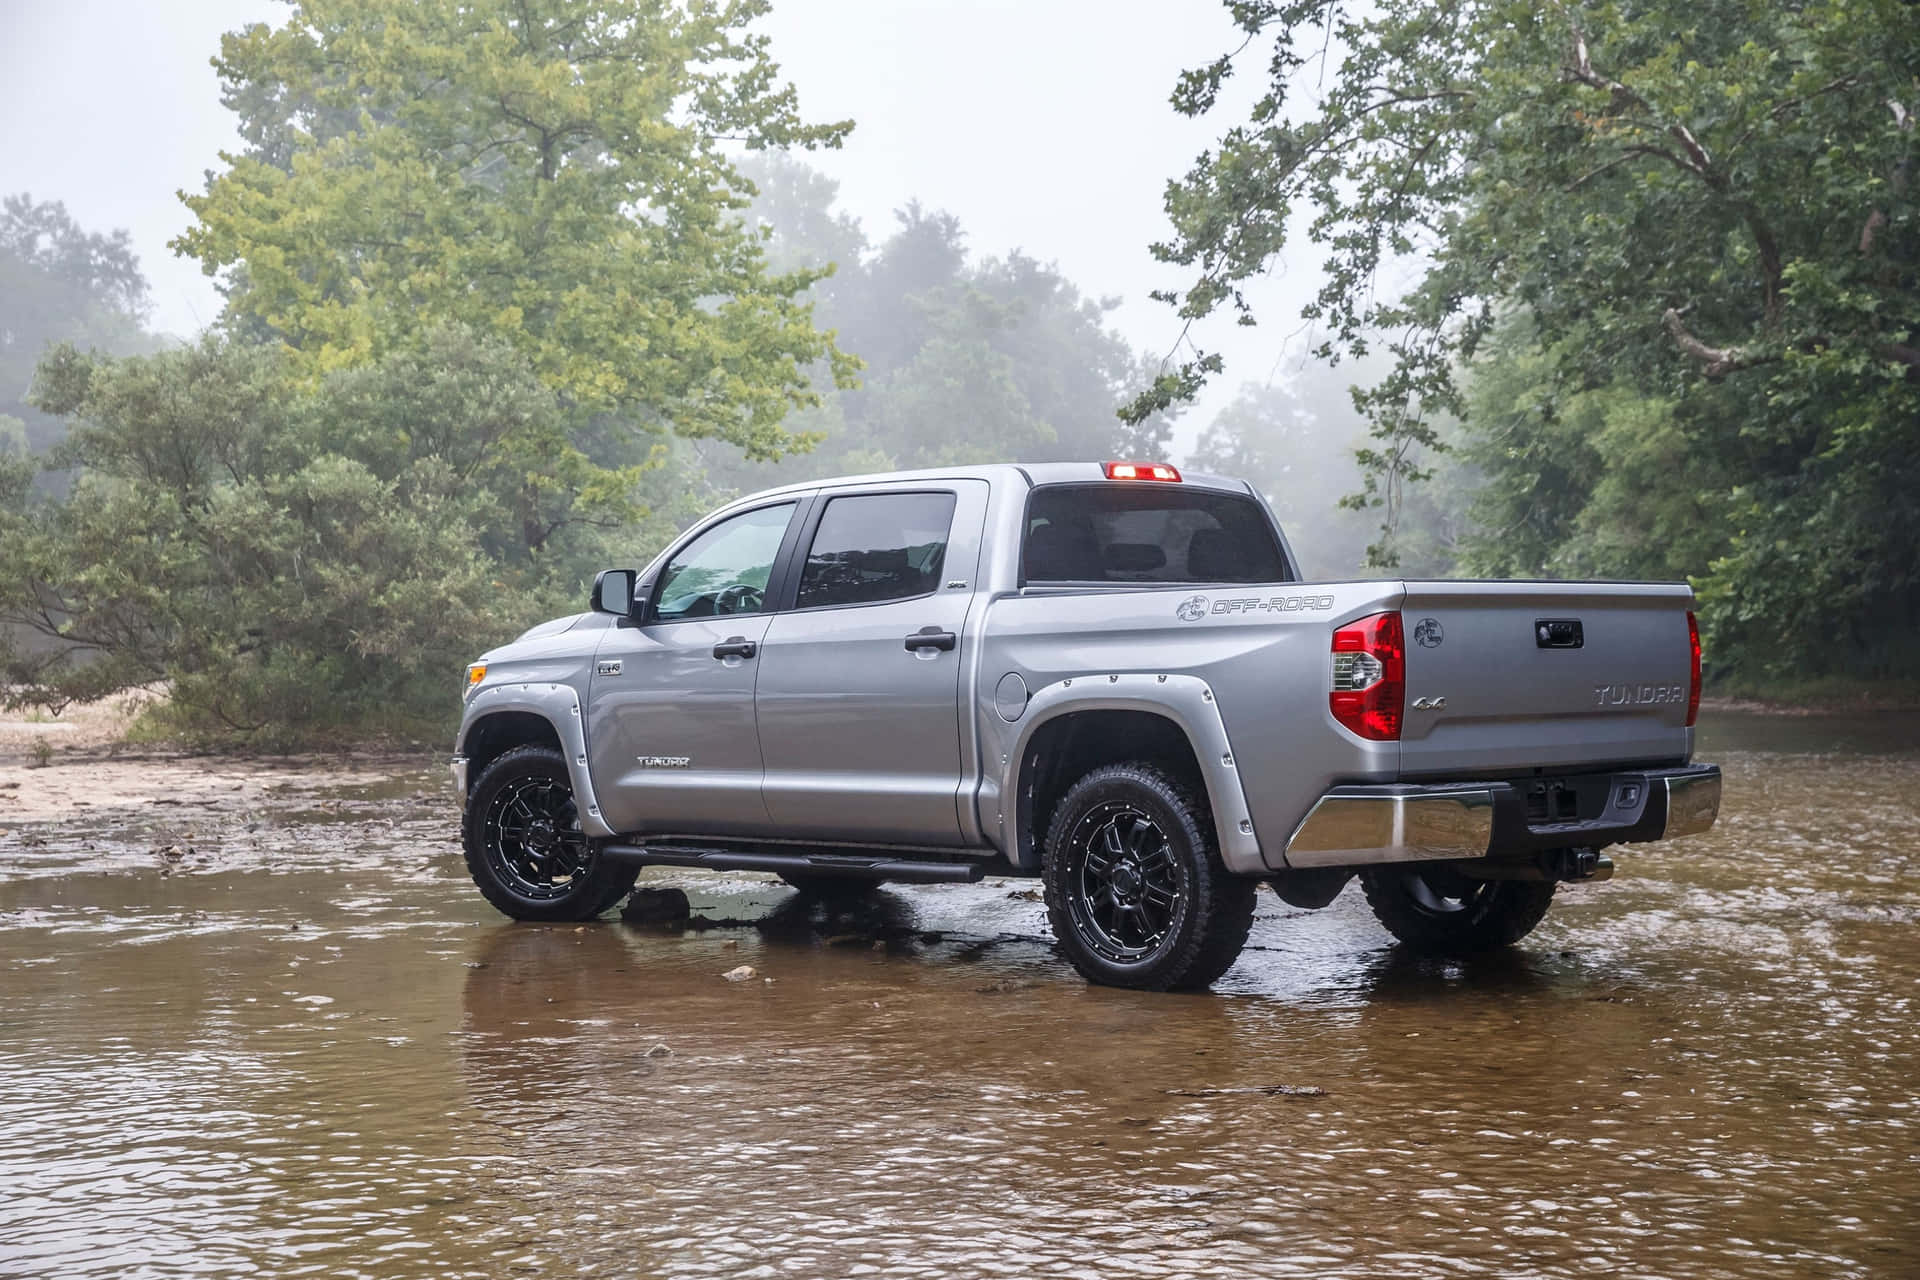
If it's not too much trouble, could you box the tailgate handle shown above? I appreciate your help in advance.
[1535,619,1584,649]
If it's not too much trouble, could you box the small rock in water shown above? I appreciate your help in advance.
[645,1043,673,1059]
[621,887,691,926]
[722,965,756,983]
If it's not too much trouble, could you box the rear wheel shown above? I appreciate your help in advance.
[1041,763,1255,991]
[462,745,636,922]
[1359,863,1555,955]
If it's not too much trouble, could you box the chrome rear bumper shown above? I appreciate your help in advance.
[1283,763,1720,869]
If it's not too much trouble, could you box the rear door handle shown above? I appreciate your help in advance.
[904,628,957,652]
[712,637,757,660]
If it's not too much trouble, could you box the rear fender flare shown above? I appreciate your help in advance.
[996,674,1264,875]
[458,682,614,838]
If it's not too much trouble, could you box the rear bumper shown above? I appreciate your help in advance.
[1282,763,1720,869]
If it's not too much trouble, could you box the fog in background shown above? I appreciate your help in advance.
[0,0,1400,574]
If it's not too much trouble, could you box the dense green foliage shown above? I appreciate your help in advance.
[0,2,1173,743]
[176,0,857,463]
[3,0,862,741]
[4,331,629,741]
[10,0,1913,740]
[1142,0,1919,678]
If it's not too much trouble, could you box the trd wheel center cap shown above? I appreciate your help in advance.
[1111,863,1143,898]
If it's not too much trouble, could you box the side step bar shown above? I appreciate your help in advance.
[599,842,986,884]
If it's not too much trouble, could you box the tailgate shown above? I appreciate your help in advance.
[1396,581,1695,778]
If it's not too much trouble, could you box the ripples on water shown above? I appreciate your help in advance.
[1,713,1916,1277]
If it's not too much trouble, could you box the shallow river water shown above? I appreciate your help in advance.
[1,712,1916,1278]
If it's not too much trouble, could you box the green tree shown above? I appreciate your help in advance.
[1140,0,1918,677]
[1190,358,1470,579]
[0,195,154,458]
[708,158,1179,486]
[176,0,857,464]
[0,329,629,741]
[1459,324,1734,585]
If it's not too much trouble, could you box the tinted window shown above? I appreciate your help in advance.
[797,492,958,609]
[653,502,795,622]
[1023,485,1288,584]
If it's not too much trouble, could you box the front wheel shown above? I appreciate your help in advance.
[1041,763,1255,991]
[462,744,636,922]
[1359,864,1555,955]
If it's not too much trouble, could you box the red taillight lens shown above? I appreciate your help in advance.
[1686,611,1702,727]
[1104,460,1181,481]
[1330,611,1405,740]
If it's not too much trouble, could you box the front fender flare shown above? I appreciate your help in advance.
[996,673,1265,876]
[457,682,615,839]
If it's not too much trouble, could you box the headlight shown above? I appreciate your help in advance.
[466,662,487,693]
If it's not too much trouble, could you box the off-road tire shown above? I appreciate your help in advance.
[1359,865,1556,955]
[778,872,886,899]
[1041,762,1256,991]
[462,744,636,922]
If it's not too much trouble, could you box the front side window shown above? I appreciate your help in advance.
[796,492,958,610]
[652,502,795,622]
[1023,485,1289,584]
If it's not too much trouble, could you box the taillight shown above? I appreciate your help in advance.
[1104,460,1181,481]
[1686,611,1701,727]
[1330,611,1404,740]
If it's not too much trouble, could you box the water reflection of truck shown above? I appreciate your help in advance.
[450,463,1721,990]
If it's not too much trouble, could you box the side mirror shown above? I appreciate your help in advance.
[590,568,639,618]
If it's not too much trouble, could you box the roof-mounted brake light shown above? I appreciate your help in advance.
[1104,461,1181,482]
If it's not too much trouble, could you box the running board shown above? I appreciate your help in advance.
[599,842,987,884]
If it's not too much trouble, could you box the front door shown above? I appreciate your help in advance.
[587,499,802,837]
[755,481,988,846]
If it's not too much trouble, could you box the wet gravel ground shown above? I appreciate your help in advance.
[1,712,1917,1278]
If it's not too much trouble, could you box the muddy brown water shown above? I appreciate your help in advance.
[1,713,1916,1278]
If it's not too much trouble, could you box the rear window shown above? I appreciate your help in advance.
[1022,484,1289,585]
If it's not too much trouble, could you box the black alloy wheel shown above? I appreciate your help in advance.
[1041,762,1255,991]
[462,744,637,922]
[484,774,593,899]
[1064,802,1183,963]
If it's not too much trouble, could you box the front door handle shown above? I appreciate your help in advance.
[904,627,958,652]
[712,637,757,660]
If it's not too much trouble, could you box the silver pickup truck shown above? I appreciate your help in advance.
[452,462,1720,989]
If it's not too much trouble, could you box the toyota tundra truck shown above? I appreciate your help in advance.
[451,462,1721,990]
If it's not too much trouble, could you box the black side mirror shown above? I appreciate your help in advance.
[590,568,639,617]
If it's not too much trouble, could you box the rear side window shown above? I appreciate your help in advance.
[1023,485,1288,584]
[796,492,958,609]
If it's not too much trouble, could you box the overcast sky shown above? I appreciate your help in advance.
[0,0,1333,430]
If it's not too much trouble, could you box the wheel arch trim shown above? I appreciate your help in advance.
[996,675,1265,875]
[457,683,615,838]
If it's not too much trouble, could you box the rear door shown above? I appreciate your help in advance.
[754,480,989,846]
[1396,581,1696,777]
